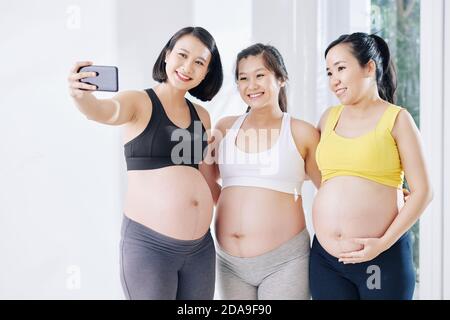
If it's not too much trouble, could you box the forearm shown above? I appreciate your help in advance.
[72,93,119,124]
[381,188,433,249]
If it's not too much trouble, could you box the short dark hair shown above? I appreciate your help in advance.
[325,32,397,104]
[235,44,289,112]
[153,26,223,102]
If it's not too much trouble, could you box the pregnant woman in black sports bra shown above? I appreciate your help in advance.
[68,27,223,299]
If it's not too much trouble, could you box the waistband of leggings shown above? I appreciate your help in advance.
[121,214,213,253]
[216,228,310,266]
[311,230,411,262]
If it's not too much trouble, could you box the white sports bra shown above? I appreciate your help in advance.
[218,112,306,195]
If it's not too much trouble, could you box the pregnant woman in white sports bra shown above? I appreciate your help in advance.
[207,44,321,300]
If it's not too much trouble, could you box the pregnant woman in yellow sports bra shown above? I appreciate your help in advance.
[310,32,433,300]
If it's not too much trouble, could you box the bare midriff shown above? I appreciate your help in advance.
[312,176,404,257]
[124,166,213,240]
[215,186,305,257]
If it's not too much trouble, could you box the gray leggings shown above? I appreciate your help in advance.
[216,228,311,300]
[120,215,215,300]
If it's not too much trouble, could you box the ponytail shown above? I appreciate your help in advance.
[278,87,287,112]
[370,34,397,104]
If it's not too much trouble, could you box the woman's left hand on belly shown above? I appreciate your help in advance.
[338,238,387,264]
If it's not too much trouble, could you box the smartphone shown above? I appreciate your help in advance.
[78,65,118,92]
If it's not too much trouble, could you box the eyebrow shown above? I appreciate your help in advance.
[326,61,346,71]
[238,67,267,75]
[178,48,207,62]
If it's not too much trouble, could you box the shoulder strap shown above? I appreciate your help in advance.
[280,113,291,138]
[378,105,404,132]
[231,113,247,130]
[185,98,200,122]
[145,88,163,116]
[219,114,247,152]
[228,114,248,141]
[322,105,344,136]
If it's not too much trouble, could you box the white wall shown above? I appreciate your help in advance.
[0,0,121,299]
[444,0,450,300]
[0,0,196,299]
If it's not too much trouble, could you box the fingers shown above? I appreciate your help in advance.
[339,258,364,264]
[70,61,93,73]
[68,61,95,82]
[68,61,97,97]
[403,188,411,201]
[70,81,97,91]
[351,238,369,245]
[69,71,97,81]
[339,251,364,259]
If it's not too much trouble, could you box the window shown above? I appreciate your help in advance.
[371,0,421,293]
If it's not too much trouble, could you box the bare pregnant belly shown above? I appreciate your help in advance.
[124,166,213,240]
[312,176,404,258]
[215,186,305,257]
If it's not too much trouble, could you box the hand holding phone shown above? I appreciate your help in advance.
[78,65,119,92]
[68,62,119,98]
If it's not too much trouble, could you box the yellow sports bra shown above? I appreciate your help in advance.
[316,104,404,189]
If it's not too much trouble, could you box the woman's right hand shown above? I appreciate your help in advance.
[68,61,98,99]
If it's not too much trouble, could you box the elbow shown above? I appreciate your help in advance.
[409,185,433,207]
[85,114,103,124]
[85,114,96,121]
[416,185,434,205]
[423,179,434,203]
[426,186,434,204]
[83,108,100,122]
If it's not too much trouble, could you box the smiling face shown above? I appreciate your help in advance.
[326,44,376,105]
[164,34,212,91]
[236,54,284,110]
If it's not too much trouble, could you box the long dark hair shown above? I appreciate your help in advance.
[235,44,288,112]
[153,26,223,102]
[325,32,397,104]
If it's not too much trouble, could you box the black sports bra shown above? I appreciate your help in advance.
[124,88,208,170]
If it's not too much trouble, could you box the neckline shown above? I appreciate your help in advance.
[150,88,193,130]
[234,112,286,155]
[332,104,392,140]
